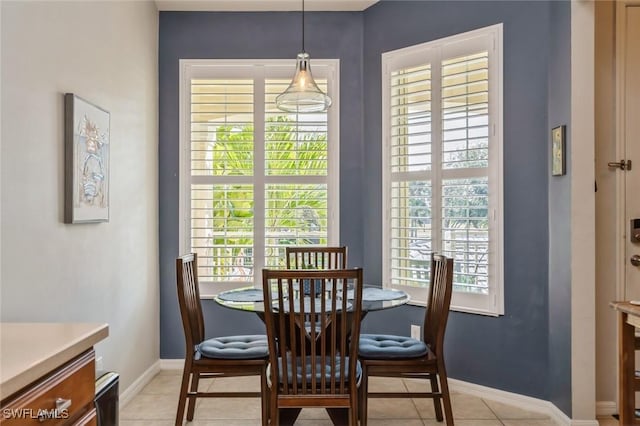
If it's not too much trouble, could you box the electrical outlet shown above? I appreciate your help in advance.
[411,324,421,340]
[96,356,104,372]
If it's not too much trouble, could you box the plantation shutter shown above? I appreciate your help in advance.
[263,79,330,268]
[440,51,490,295]
[190,78,255,283]
[389,64,434,287]
[383,25,503,315]
[182,61,339,292]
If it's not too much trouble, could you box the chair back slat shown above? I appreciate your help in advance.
[424,254,454,355]
[286,246,347,270]
[262,268,363,399]
[176,253,205,354]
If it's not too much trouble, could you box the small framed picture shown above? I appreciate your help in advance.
[551,125,566,176]
[64,93,110,223]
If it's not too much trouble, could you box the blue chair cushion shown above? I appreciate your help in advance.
[359,334,428,359]
[302,279,324,297]
[196,335,269,360]
[268,355,361,387]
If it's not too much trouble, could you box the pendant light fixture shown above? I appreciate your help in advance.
[276,0,332,113]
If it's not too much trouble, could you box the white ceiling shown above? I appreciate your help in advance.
[155,0,379,12]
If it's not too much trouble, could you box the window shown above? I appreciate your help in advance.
[382,25,503,315]
[180,60,340,295]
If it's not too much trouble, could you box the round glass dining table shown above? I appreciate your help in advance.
[213,284,409,426]
[214,285,410,313]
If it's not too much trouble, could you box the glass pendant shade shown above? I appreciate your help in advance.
[276,52,332,113]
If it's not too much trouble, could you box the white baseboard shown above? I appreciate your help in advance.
[596,400,617,417]
[119,360,161,408]
[141,360,600,425]
[448,378,598,426]
[159,358,184,371]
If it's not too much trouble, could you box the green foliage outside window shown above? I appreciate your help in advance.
[195,117,329,280]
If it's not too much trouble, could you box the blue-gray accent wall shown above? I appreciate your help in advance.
[159,11,365,358]
[159,1,573,415]
[362,0,554,401]
[547,0,572,416]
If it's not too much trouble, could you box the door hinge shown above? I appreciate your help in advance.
[607,159,632,171]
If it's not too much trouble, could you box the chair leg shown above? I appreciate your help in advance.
[358,366,368,426]
[175,367,191,426]
[350,383,359,426]
[430,373,444,421]
[437,362,454,426]
[186,372,200,421]
[260,365,269,426]
[269,383,279,425]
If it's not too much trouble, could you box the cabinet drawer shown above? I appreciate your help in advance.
[1,350,95,425]
[72,408,96,426]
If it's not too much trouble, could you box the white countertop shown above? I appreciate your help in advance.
[0,322,109,400]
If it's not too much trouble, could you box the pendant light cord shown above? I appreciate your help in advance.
[301,0,305,53]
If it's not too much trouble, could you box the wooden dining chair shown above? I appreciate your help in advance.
[285,246,347,269]
[175,253,269,426]
[261,268,364,426]
[358,253,455,425]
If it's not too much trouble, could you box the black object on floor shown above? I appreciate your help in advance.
[95,372,119,426]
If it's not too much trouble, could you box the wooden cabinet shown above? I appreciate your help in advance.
[72,408,97,426]
[1,350,96,425]
[0,323,108,425]
[611,302,640,425]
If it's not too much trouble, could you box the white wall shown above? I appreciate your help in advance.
[0,1,159,393]
[595,0,618,412]
[0,1,3,294]
[571,0,597,421]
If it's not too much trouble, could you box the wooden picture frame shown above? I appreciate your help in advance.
[551,125,566,176]
[64,93,110,223]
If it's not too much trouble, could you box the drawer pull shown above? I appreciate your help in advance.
[37,398,72,422]
[55,398,72,411]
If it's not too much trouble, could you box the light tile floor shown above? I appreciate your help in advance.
[120,370,617,425]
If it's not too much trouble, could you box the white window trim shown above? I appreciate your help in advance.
[178,59,341,297]
[381,24,504,316]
